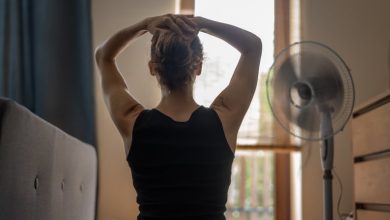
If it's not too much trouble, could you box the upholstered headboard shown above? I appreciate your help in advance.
[0,98,97,220]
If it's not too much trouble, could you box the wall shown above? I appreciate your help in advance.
[301,0,390,220]
[91,0,390,219]
[92,1,175,219]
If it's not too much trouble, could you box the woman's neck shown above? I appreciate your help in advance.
[157,85,199,111]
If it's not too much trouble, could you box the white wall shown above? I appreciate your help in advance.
[92,1,175,219]
[301,0,390,220]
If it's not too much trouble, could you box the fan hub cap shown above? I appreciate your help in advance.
[290,81,313,108]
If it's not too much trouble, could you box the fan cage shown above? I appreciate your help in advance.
[266,41,355,141]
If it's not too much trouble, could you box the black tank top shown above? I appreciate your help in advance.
[127,106,235,220]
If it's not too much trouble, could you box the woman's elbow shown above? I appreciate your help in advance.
[243,36,262,56]
[251,36,262,55]
[94,47,103,65]
[94,46,114,66]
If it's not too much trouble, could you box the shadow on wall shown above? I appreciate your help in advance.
[388,40,390,87]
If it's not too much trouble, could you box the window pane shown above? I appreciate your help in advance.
[226,150,275,220]
[194,0,275,145]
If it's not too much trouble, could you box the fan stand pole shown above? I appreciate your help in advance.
[320,112,334,220]
[321,138,334,220]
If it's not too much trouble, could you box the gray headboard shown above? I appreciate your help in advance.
[0,98,97,220]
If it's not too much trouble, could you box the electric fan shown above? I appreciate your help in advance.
[266,41,355,220]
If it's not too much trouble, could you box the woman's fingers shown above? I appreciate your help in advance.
[176,18,196,34]
[148,14,199,41]
[173,16,199,42]
[177,16,198,30]
[166,14,195,33]
[161,15,184,35]
[147,15,179,35]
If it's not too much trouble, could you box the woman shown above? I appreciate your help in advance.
[95,14,262,220]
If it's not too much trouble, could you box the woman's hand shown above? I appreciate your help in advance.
[145,14,199,40]
[145,14,180,35]
[175,15,199,40]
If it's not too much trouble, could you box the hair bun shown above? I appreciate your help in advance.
[151,32,203,90]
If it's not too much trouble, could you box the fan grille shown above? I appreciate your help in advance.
[266,41,355,141]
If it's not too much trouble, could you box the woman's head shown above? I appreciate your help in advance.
[149,32,203,91]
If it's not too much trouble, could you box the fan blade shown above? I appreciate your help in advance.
[266,41,355,141]
[270,55,300,125]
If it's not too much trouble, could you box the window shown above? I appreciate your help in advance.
[193,1,276,218]
[177,0,302,219]
[193,0,275,146]
[228,151,275,219]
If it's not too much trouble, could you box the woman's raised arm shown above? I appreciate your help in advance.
[95,15,193,148]
[191,16,263,151]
